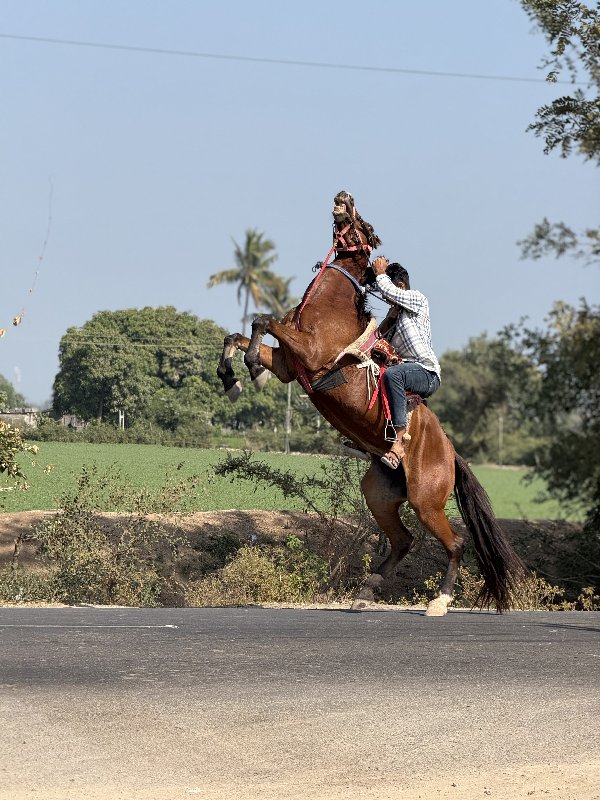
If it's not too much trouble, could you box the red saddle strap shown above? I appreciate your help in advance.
[368,365,392,421]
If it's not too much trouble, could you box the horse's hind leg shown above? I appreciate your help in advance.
[411,504,464,617]
[352,460,412,610]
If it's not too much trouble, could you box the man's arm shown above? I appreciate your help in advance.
[378,304,399,339]
[372,257,425,313]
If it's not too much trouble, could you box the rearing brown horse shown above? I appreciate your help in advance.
[217,191,525,615]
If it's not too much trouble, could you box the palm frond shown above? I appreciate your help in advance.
[206,268,242,288]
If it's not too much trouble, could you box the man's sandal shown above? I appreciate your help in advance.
[381,450,403,470]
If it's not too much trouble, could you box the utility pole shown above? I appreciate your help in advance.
[498,413,503,466]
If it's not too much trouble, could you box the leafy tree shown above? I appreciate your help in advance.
[53,308,228,426]
[0,388,39,492]
[54,315,156,422]
[207,229,288,334]
[429,334,542,464]
[519,0,600,264]
[506,300,600,528]
[0,375,26,408]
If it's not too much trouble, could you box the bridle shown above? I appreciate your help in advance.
[294,219,370,323]
[330,214,374,255]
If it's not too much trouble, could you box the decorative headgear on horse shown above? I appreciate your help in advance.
[332,190,381,253]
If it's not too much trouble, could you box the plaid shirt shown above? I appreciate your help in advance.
[375,274,441,379]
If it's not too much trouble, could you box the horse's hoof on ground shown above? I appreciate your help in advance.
[251,370,269,391]
[350,574,384,610]
[226,381,242,402]
[350,598,376,612]
[425,593,452,617]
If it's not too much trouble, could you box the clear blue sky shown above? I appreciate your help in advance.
[1,0,598,406]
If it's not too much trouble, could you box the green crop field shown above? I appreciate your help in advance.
[1,441,575,520]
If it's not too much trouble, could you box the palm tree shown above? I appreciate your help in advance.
[207,229,282,335]
[260,276,297,320]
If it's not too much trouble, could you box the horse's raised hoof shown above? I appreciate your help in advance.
[425,593,452,617]
[251,369,269,391]
[225,381,242,402]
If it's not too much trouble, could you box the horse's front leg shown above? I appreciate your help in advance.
[245,315,297,390]
[244,315,272,391]
[218,323,296,402]
[217,333,249,402]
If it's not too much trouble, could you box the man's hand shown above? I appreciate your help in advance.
[372,256,388,276]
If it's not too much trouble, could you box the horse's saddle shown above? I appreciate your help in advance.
[370,337,399,367]
[334,317,401,366]
[407,391,427,411]
[321,318,429,406]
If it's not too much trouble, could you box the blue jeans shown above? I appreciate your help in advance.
[382,362,440,428]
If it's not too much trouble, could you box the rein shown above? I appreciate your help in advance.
[293,224,352,327]
[294,215,375,329]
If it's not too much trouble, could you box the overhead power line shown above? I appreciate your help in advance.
[0,32,581,85]
[61,333,214,350]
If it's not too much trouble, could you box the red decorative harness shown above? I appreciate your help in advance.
[367,364,396,440]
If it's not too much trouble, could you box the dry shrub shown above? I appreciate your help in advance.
[185,537,332,607]
[30,465,193,606]
[0,568,52,604]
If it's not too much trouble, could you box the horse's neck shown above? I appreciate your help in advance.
[314,255,370,342]
[333,254,367,281]
[290,253,370,371]
[335,253,370,321]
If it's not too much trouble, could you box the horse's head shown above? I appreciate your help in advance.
[332,191,382,259]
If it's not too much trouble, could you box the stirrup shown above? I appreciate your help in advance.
[384,420,398,442]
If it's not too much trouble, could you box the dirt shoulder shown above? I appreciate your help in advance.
[1,509,594,607]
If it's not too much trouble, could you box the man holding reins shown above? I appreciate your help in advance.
[372,256,441,469]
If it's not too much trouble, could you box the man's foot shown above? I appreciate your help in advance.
[341,440,370,462]
[381,441,405,470]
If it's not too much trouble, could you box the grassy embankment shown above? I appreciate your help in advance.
[0,441,574,520]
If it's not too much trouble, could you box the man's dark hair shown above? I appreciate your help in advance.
[387,262,410,289]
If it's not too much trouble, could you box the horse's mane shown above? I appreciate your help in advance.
[354,210,382,250]
[356,286,372,328]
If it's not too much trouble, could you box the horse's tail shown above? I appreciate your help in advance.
[454,452,526,612]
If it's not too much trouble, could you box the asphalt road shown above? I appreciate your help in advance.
[1,606,599,800]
